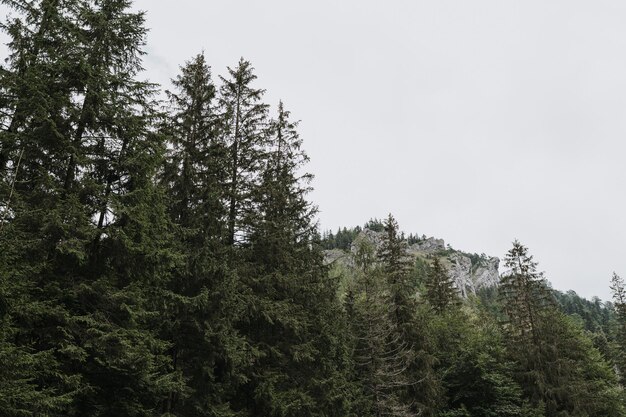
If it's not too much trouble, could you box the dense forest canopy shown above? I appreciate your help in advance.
[0,1,625,416]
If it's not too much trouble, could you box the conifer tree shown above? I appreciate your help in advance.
[248,101,313,270]
[349,269,417,417]
[1,1,182,415]
[425,257,460,313]
[235,101,349,416]
[159,52,244,416]
[611,272,626,384]
[430,308,532,417]
[217,58,268,245]
[500,241,624,416]
[499,241,553,345]
[0,0,81,174]
[163,52,221,227]
[0,0,86,412]
[353,231,376,273]
[378,215,413,288]
[377,214,440,416]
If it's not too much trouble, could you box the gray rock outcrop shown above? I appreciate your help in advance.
[447,253,500,297]
[324,228,500,297]
[408,237,445,254]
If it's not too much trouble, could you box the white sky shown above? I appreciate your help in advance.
[5,0,626,300]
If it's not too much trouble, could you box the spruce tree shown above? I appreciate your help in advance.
[1,1,183,415]
[611,272,626,384]
[500,241,624,416]
[0,0,86,412]
[235,101,349,416]
[159,52,245,416]
[217,58,268,245]
[377,214,441,416]
[349,269,417,417]
[425,257,460,313]
[499,241,553,345]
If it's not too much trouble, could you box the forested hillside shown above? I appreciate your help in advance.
[1,1,625,416]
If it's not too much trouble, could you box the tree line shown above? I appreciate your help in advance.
[1,1,625,416]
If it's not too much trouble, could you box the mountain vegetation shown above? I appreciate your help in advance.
[0,1,624,416]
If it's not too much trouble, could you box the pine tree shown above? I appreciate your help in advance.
[378,215,413,286]
[425,257,460,313]
[162,52,222,227]
[353,231,377,273]
[233,101,349,416]
[0,0,86,413]
[217,58,269,245]
[499,241,553,345]
[430,308,531,417]
[158,52,248,416]
[377,214,441,416]
[500,241,625,417]
[611,272,626,384]
[1,1,184,415]
[347,255,417,417]
[0,0,81,174]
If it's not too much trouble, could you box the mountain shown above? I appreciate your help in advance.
[323,227,500,297]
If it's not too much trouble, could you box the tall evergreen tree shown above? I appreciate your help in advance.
[611,272,626,384]
[1,1,183,415]
[500,241,624,417]
[424,257,460,313]
[0,0,81,175]
[158,52,245,417]
[234,101,349,416]
[0,0,86,413]
[499,241,553,345]
[217,58,268,245]
[348,267,417,417]
[377,214,441,416]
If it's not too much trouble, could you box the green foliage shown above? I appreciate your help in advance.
[321,226,362,250]
[554,290,613,334]
[424,257,460,313]
[611,273,626,384]
[499,241,625,417]
[0,3,624,416]
[430,308,529,417]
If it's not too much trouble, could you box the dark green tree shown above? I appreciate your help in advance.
[235,101,349,416]
[348,267,417,417]
[499,241,553,345]
[430,308,534,417]
[217,58,268,245]
[159,52,244,416]
[377,214,441,416]
[0,0,86,413]
[1,1,184,415]
[611,272,626,384]
[500,241,624,417]
[424,257,460,313]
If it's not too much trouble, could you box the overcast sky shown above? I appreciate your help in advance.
[4,1,625,300]
[137,0,626,301]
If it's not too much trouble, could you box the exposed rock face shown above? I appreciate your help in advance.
[324,248,348,265]
[448,253,473,298]
[472,257,500,290]
[408,237,445,254]
[324,228,500,297]
[447,254,500,297]
[350,229,383,256]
